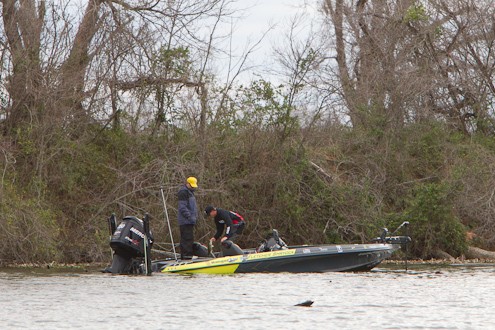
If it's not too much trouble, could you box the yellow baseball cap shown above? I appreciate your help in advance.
[186,177,198,188]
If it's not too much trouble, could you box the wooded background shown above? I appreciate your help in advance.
[1,0,494,264]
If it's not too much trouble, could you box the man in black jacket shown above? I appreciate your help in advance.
[205,205,246,244]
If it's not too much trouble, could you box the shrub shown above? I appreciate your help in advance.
[400,183,467,258]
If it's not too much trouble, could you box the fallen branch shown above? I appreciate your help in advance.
[310,161,333,181]
[465,246,495,260]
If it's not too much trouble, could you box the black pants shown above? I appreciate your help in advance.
[179,224,194,259]
[229,221,245,242]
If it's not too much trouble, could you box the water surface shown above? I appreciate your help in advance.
[1,264,494,329]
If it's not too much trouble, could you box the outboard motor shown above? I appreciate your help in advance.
[257,229,288,252]
[106,215,153,274]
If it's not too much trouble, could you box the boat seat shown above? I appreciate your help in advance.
[220,240,243,256]
[192,242,209,257]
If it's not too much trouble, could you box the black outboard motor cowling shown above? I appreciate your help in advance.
[107,216,153,274]
[110,216,153,258]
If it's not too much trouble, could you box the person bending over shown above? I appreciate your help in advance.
[204,205,246,245]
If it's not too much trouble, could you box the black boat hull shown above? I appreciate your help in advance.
[157,243,400,274]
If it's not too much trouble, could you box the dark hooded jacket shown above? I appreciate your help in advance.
[177,185,197,225]
[213,208,244,240]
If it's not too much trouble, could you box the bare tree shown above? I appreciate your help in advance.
[321,0,495,134]
[0,0,236,135]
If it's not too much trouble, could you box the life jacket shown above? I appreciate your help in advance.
[229,211,245,225]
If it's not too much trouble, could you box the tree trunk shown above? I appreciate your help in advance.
[465,246,495,260]
[57,0,103,124]
[1,0,44,133]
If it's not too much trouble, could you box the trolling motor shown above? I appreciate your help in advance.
[373,221,411,244]
[104,214,153,274]
[372,221,412,271]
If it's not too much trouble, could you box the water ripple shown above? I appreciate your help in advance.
[1,265,494,329]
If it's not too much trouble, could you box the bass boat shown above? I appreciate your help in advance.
[104,214,410,275]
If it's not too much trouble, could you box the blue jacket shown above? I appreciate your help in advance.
[177,185,197,225]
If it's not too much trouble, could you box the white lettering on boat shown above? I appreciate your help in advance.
[247,249,295,260]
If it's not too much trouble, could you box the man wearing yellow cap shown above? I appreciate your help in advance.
[177,176,198,259]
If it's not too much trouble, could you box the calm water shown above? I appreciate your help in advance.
[1,264,494,329]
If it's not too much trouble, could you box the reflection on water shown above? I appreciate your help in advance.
[1,264,494,329]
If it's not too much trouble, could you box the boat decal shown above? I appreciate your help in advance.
[164,264,241,274]
[161,255,244,273]
[336,245,343,253]
[246,249,295,260]
[302,248,311,254]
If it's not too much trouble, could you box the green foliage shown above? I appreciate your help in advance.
[152,46,192,77]
[298,48,318,72]
[1,113,492,264]
[402,121,446,174]
[15,126,36,156]
[224,80,299,139]
[399,183,467,258]
[403,3,428,23]
[0,182,62,264]
[55,140,116,197]
[473,130,495,152]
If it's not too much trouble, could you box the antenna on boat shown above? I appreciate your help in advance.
[160,187,178,261]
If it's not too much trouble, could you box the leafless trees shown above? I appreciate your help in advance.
[0,0,236,137]
[321,0,495,134]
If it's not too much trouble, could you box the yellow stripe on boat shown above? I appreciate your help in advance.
[161,255,243,274]
[161,249,296,274]
[180,264,239,274]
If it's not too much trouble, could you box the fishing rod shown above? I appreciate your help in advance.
[160,187,178,261]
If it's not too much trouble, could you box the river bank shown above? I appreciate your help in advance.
[2,257,494,271]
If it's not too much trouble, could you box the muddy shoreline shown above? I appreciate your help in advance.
[1,258,494,270]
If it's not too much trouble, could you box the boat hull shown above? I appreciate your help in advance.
[158,243,399,274]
